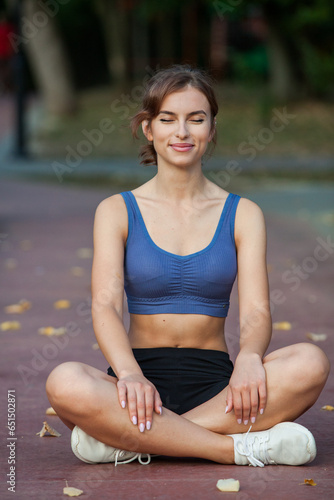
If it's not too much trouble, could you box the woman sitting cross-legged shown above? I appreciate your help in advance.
[46,65,330,468]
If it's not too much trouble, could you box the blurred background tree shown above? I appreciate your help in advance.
[1,0,333,159]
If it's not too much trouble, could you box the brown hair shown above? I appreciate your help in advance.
[131,65,219,166]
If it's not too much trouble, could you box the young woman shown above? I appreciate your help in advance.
[46,65,330,467]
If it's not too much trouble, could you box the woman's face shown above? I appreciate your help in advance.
[142,86,214,169]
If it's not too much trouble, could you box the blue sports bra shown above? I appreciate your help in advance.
[121,191,241,318]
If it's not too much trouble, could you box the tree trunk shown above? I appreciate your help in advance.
[154,9,175,68]
[94,0,129,84]
[209,16,228,79]
[22,0,76,115]
[130,4,150,81]
[181,2,198,66]
[262,8,298,103]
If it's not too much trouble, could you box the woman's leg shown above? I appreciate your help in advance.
[182,343,330,434]
[46,362,235,464]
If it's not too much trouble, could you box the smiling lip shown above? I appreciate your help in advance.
[170,143,194,152]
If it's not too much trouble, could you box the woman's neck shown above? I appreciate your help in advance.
[152,160,209,202]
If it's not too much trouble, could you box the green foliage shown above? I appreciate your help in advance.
[230,46,268,84]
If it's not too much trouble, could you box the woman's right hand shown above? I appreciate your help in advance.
[117,373,163,432]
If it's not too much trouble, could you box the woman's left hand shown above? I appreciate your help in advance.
[225,352,267,425]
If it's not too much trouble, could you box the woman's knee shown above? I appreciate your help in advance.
[46,361,88,406]
[292,342,330,389]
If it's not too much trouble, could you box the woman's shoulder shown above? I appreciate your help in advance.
[95,192,127,215]
[94,193,129,235]
[235,196,264,216]
[234,196,266,242]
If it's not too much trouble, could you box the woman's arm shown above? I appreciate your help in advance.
[91,195,162,431]
[225,198,272,425]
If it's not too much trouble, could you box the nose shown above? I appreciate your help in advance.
[175,120,190,139]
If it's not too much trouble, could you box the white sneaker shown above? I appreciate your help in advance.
[229,422,317,467]
[71,426,151,466]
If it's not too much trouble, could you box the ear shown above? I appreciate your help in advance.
[142,120,153,142]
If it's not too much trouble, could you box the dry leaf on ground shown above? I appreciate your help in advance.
[321,405,334,411]
[36,421,61,437]
[63,481,84,497]
[1,321,21,331]
[38,326,67,336]
[303,479,317,486]
[216,479,240,492]
[70,266,85,277]
[4,258,18,269]
[273,321,292,330]
[53,300,71,310]
[306,332,327,342]
[20,240,33,251]
[46,407,57,416]
[5,299,32,314]
[76,247,93,259]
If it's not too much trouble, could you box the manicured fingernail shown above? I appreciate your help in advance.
[132,416,137,425]
[237,419,242,424]
[251,417,256,424]
[159,406,162,415]
[244,420,248,426]
[146,421,151,430]
[139,423,145,433]
[225,405,228,414]
[121,400,126,409]
[260,408,264,415]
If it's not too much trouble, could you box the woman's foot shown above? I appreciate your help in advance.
[71,426,151,466]
[229,422,316,467]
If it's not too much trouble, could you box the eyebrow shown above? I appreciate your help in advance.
[158,110,207,117]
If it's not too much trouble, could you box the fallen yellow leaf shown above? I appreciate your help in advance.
[38,326,67,336]
[76,247,93,259]
[4,299,32,314]
[4,258,18,270]
[70,266,85,277]
[216,479,240,492]
[19,240,33,251]
[45,407,57,416]
[63,481,83,497]
[1,321,21,331]
[306,332,327,342]
[304,479,316,486]
[321,405,334,411]
[273,321,292,331]
[36,421,61,437]
[53,300,71,310]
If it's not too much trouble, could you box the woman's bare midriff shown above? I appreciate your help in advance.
[128,313,228,352]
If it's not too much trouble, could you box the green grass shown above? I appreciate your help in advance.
[30,83,334,160]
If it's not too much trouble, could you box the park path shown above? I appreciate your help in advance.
[0,174,333,499]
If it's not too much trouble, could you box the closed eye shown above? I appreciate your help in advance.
[159,119,204,123]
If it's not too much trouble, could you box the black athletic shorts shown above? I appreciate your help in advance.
[107,347,234,415]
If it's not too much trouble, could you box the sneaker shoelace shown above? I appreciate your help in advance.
[114,450,151,466]
[235,426,276,467]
